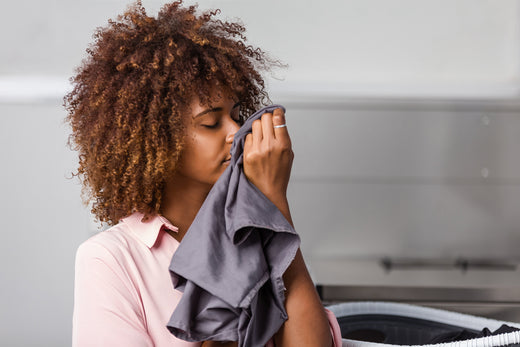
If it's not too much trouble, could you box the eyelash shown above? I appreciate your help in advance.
[203,122,219,129]
[202,112,241,129]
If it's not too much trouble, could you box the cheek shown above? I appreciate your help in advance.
[193,132,221,156]
[181,134,215,170]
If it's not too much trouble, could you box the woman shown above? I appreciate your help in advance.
[65,1,341,346]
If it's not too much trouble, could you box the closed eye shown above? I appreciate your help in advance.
[202,122,220,129]
[200,102,241,129]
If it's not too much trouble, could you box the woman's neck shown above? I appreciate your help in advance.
[160,174,212,242]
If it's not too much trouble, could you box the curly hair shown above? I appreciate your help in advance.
[64,0,279,225]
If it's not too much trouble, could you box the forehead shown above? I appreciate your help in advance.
[187,88,237,114]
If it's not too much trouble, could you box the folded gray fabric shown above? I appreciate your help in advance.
[167,104,300,347]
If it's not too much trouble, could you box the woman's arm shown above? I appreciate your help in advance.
[243,108,333,347]
[275,250,333,347]
[263,196,332,347]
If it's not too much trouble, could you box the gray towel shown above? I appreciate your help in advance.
[167,105,300,347]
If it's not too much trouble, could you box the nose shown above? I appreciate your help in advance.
[225,117,240,143]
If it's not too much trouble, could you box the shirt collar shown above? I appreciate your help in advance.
[121,212,179,248]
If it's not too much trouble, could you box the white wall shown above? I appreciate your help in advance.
[2,0,519,98]
[0,101,89,346]
[1,1,520,346]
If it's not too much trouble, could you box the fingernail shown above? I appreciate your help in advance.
[274,108,284,118]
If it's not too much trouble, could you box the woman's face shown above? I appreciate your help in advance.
[174,89,241,189]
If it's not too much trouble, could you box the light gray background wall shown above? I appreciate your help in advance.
[1,1,520,346]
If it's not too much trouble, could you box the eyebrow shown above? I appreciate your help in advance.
[194,102,240,118]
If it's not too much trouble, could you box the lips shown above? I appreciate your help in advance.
[222,155,231,164]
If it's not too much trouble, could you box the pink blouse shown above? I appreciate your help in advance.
[72,212,342,346]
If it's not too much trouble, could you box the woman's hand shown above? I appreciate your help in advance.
[243,108,294,207]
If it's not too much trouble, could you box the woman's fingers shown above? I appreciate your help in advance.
[272,108,288,140]
[272,108,285,126]
[260,112,275,139]
[251,118,263,147]
[250,108,287,142]
[243,107,293,203]
[244,133,253,152]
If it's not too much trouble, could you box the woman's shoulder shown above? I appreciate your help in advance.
[75,221,136,267]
